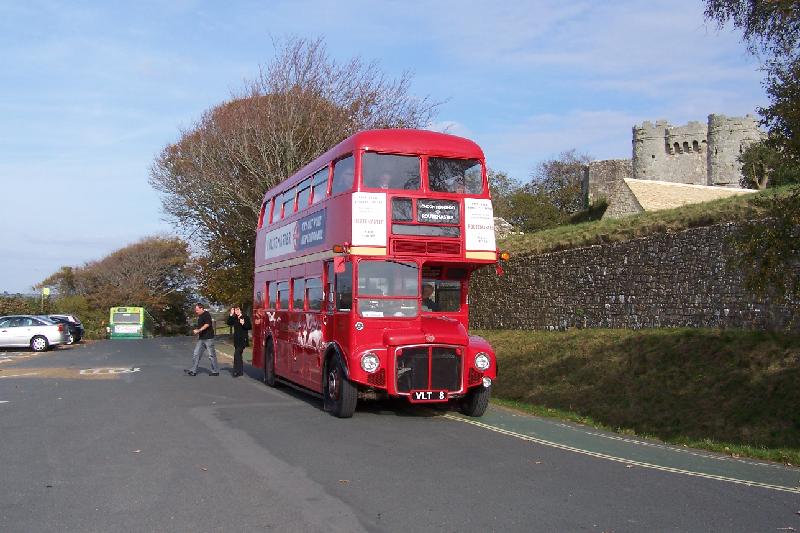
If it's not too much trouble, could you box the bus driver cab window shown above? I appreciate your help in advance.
[335,262,353,311]
[421,267,465,313]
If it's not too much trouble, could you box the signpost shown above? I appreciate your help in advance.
[40,287,50,313]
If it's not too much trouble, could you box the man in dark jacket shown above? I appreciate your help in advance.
[185,303,219,376]
[226,305,251,377]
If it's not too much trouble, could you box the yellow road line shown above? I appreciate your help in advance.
[443,414,800,494]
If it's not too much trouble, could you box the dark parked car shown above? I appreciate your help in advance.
[46,314,85,344]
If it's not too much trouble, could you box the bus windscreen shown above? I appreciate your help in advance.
[357,260,419,318]
[362,152,420,190]
[113,312,140,324]
[428,158,483,194]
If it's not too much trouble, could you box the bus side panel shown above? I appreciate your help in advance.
[304,311,325,393]
[251,273,268,371]
[274,310,292,380]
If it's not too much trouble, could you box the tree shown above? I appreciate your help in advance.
[704,1,800,58]
[706,1,800,307]
[731,186,800,305]
[487,151,594,234]
[505,190,565,233]
[39,236,193,335]
[488,168,521,221]
[739,139,800,188]
[150,36,439,306]
[527,150,592,216]
[705,0,800,184]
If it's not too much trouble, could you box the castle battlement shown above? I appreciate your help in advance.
[632,113,762,186]
[584,113,762,220]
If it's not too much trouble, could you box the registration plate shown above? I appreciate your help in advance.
[409,390,448,403]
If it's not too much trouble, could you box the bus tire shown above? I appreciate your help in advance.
[263,338,278,387]
[31,335,49,352]
[324,356,357,418]
[459,385,490,417]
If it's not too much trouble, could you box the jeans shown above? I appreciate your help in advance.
[191,339,219,373]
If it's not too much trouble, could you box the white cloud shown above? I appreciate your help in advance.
[426,120,474,138]
[477,109,641,179]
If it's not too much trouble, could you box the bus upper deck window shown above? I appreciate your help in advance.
[296,178,311,210]
[280,188,297,219]
[311,167,329,204]
[428,158,483,194]
[362,152,420,190]
[258,201,267,228]
[331,155,355,196]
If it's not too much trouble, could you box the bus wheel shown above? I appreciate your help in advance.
[31,336,49,352]
[263,339,277,387]
[459,385,491,417]
[325,357,357,418]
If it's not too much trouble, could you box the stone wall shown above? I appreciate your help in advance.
[472,223,797,331]
[582,159,642,218]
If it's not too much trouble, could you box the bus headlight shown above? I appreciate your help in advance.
[360,352,380,373]
[474,352,491,371]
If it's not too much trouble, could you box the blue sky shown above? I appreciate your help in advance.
[0,0,765,293]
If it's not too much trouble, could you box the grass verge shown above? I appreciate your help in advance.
[500,185,798,256]
[477,328,800,465]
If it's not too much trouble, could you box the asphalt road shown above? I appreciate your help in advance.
[1,338,798,532]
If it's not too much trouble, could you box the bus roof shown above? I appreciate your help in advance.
[263,129,485,201]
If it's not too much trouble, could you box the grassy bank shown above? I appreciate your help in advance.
[499,185,798,256]
[477,328,800,464]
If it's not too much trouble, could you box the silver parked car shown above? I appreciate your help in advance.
[0,315,68,351]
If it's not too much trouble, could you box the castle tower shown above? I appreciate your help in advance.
[707,114,763,187]
[632,120,669,180]
[633,119,707,184]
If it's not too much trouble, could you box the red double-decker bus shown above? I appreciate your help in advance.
[252,129,505,418]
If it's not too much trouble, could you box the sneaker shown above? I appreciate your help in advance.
[184,369,197,376]
[210,372,219,376]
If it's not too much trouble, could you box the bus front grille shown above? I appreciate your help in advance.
[395,346,462,393]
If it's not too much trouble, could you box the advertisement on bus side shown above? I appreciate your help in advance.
[464,198,496,251]
[264,209,327,260]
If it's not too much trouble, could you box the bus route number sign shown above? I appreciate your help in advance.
[409,390,448,403]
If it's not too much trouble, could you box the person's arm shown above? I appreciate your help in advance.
[241,316,252,331]
[226,315,236,326]
[196,314,211,333]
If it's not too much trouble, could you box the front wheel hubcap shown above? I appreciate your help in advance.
[327,369,339,400]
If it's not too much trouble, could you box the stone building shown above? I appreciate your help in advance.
[632,114,762,186]
[583,113,761,218]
